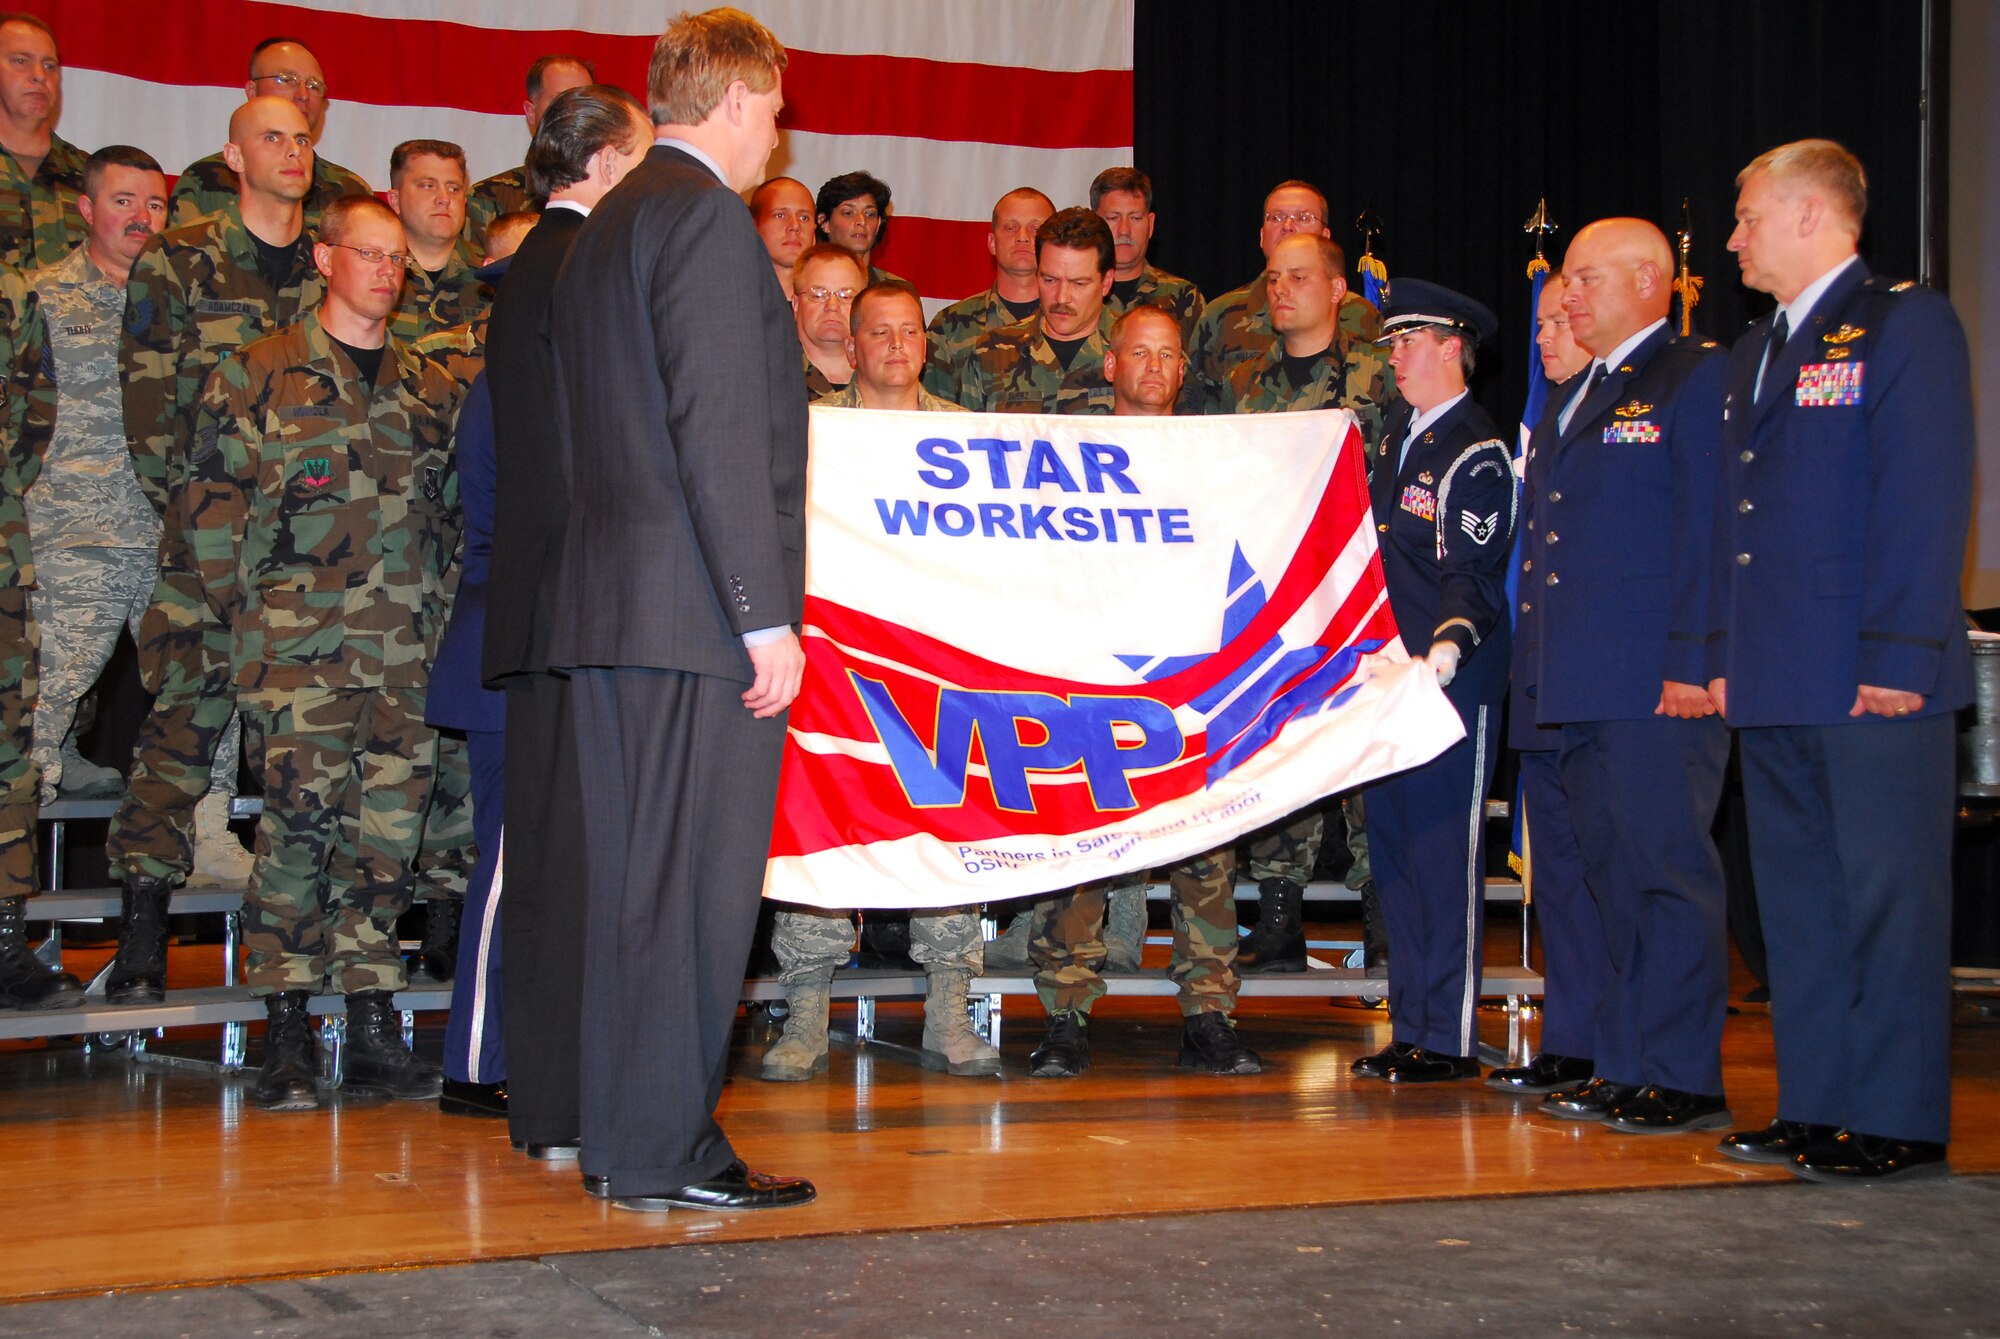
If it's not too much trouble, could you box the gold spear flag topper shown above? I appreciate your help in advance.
[1525,196,1556,278]
[1674,196,1704,337]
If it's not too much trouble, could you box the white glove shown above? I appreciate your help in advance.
[1426,641,1461,687]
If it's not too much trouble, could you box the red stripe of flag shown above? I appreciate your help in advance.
[33,0,1131,149]
[869,218,995,306]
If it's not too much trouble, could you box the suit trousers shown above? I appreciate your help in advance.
[444,726,506,1084]
[1515,747,1606,1061]
[1558,716,1729,1095]
[499,671,587,1145]
[1736,714,1955,1145]
[570,665,786,1194]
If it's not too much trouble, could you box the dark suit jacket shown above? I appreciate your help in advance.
[1709,260,1974,727]
[483,205,584,682]
[545,145,807,681]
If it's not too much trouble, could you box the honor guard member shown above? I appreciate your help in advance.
[953,207,1118,414]
[183,194,461,1112]
[750,176,814,300]
[26,148,168,813]
[762,279,1001,1082]
[107,95,325,1006]
[386,139,491,343]
[0,13,84,271]
[1524,219,1732,1132]
[1024,304,1263,1081]
[0,250,83,1010]
[465,54,594,252]
[1710,140,1972,1183]
[1091,167,1204,341]
[171,38,371,232]
[1487,271,1606,1097]
[815,170,904,286]
[1186,180,1382,414]
[1220,231,1395,977]
[791,243,864,400]
[1351,280,1514,1084]
[922,187,1053,396]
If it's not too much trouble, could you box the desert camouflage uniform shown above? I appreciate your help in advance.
[0,133,86,271]
[167,152,372,232]
[0,271,53,896]
[1029,861,1239,1016]
[388,242,491,345]
[815,382,966,413]
[109,200,325,880]
[922,287,1028,399]
[465,166,533,253]
[25,245,163,798]
[1105,263,1205,344]
[953,310,1118,415]
[1189,280,1381,415]
[184,312,459,994]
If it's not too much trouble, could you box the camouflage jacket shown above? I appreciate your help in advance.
[802,350,849,402]
[410,315,489,393]
[121,198,326,519]
[1106,263,1205,343]
[923,286,1024,398]
[184,311,461,692]
[1219,324,1396,455]
[27,244,160,552]
[466,165,534,251]
[0,132,86,272]
[0,268,54,588]
[1188,277,1381,413]
[389,243,492,344]
[954,309,1117,415]
[816,381,967,413]
[168,152,373,232]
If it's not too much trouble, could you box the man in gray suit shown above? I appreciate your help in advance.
[548,7,813,1213]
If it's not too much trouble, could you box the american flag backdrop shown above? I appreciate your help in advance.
[25,0,1135,310]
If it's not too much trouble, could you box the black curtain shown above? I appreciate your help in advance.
[1135,0,1935,425]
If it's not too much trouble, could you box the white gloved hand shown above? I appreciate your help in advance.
[1426,641,1461,687]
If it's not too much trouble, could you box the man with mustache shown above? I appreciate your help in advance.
[952,206,1117,414]
[0,12,84,271]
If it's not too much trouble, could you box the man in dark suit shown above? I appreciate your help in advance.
[547,8,814,1213]
[1351,281,1516,1084]
[482,84,652,1163]
[1711,139,1972,1183]
[1525,218,1733,1134]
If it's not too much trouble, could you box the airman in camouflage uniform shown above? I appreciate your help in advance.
[1091,167,1205,342]
[185,195,461,1110]
[921,187,1052,396]
[792,243,863,403]
[465,55,596,251]
[955,308,1118,414]
[0,16,85,271]
[386,139,492,348]
[0,258,82,1010]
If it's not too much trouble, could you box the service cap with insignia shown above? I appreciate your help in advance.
[1373,278,1499,346]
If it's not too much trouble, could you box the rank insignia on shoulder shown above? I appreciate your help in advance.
[1889,280,1915,293]
[1796,361,1863,407]
[1613,401,1654,418]
[1823,324,1865,344]
[1418,470,1434,485]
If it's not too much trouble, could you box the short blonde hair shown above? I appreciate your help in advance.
[647,7,786,128]
[1737,138,1868,232]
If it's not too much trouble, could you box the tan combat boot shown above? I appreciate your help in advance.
[760,969,832,1081]
[191,792,256,886]
[922,967,1001,1076]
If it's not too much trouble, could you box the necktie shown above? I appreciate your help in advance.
[1560,361,1606,435]
[1756,311,1790,403]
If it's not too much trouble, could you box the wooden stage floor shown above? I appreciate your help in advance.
[5,938,1996,1304]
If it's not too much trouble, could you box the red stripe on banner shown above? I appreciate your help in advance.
[31,0,1131,148]
[868,218,996,310]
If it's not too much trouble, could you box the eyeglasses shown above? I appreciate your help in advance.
[802,286,858,303]
[1263,210,1322,227]
[254,71,328,97]
[326,243,415,271]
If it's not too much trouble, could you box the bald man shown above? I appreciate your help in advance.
[1525,218,1734,1135]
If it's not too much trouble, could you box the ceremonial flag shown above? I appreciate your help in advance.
[1508,256,1554,880]
[766,408,1466,910]
[27,0,1134,313]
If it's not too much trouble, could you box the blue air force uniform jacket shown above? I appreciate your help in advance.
[1709,262,1974,724]
[1523,326,1728,725]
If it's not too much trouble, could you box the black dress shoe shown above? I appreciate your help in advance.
[1717,1118,1839,1165]
[1029,1010,1089,1078]
[1603,1084,1731,1134]
[512,1140,582,1161]
[439,1079,508,1118]
[581,1173,610,1199]
[1177,1011,1263,1075]
[612,1161,817,1213]
[1486,1052,1595,1095]
[1349,1039,1418,1079]
[1382,1048,1479,1083]
[1539,1077,1641,1122]
[1791,1130,1951,1185]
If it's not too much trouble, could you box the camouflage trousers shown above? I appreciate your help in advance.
[1247,793,1369,886]
[772,904,982,988]
[1031,860,1239,1016]
[0,588,38,898]
[28,545,151,799]
[238,685,437,996]
[414,729,475,901]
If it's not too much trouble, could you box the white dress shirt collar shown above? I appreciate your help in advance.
[1779,253,1861,336]
[654,134,729,187]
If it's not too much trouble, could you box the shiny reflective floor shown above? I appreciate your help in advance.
[4,936,1996,1303]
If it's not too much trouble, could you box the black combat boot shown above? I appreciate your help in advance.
[342,990,443,1100]
[1237,877,1307,973]
[0,896,83,1011]
[106,873,173,1005]
[1358,878,1390,979]
[415,896,460,981]
[252,991,320,1111]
